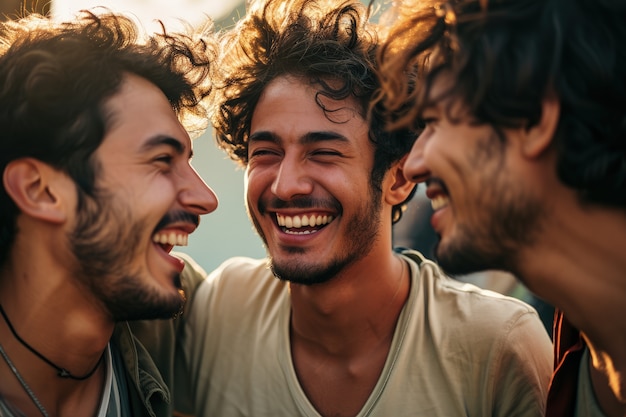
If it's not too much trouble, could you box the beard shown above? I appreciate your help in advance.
[69,190,184,321]
[434,131,544,277]
[249,183,383,285]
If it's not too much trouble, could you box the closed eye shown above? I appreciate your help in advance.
[153,154,175,171]
[311,149,342,157]
[416,117,437,130]
[250,148,281,158]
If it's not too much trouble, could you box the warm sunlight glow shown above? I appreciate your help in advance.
[52,0,242,31]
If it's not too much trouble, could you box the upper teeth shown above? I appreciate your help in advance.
[276,214,334,228]
[431,195,449,211]
[153,232,189,246]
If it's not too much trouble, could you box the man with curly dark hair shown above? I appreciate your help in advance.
[375,0,626,415]
[174,0,552,415]
[0,9,218,417]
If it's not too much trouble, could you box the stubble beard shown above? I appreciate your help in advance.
[435,131,544,277]
[250,186,383,285]
[69,189,184,321]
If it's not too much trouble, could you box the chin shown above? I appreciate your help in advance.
[106,275,185,321]
[114,295,184,321]
[436,238,508,276]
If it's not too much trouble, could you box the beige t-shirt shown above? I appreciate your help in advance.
[181,252,553,417]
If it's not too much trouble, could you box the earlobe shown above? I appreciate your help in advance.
[523,96,560,158]
[3,159,69,224]
[385,156,416,206]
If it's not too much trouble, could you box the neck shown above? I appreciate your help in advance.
[0,264,114,416]
[289,252,410,356]
[0,272,114,364]
[517,200,626,405]
[0,303,105,380]
[519,203,626,337]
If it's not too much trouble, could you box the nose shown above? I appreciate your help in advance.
[179,164,219,215]
[270,155,313,200]
[402,134,430,185]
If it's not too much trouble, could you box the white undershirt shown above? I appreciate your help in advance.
[96,344,114,417]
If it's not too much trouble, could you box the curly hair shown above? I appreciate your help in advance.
[0,9,217,264]
[211,0,416,222]
[376,0,626,209]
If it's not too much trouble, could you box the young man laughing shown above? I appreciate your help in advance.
[0,10,218,416]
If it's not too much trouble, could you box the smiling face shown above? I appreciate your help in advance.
[246,75,383,285]
[69,73,218,321]
[402,78,545,275]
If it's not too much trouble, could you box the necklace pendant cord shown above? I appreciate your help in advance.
[0,303,103,380]
[0,342,50,417]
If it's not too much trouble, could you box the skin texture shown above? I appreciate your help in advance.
[246,75,382,285]
[69,74,217,321]
[0,73,217,416]
[403,78,545,277]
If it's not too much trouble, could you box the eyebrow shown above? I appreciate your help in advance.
[140,135,192,158]
[248,130,349,145]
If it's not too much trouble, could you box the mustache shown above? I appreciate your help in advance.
[154,210,200,231]
[259,196,341,214]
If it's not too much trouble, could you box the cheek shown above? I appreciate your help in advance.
[245,167,275,193]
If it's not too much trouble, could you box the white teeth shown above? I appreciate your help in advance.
[431,195,450,211]
[153,232,189,246]
[276,214,335,229]
[285,229,315,235]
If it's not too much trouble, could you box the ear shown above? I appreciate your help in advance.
[3,158,70,224]
[384,156,416,206]
[522,96,560,158]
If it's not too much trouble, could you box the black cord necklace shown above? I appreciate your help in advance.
[0,303,103,380]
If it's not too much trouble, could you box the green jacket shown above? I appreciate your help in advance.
[113,322,172,417]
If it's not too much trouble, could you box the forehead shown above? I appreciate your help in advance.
[422,72,472,118]
[250,75,368,143]
[98,73,191,156]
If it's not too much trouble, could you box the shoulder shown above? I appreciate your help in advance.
[190,256,286,310]
[400,249,546,333]
[206,256,273,287]
[174,251,209,296]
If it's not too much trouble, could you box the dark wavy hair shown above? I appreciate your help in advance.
[0,9,217,264]
[376,0,626,209]
[211,0,416,223]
